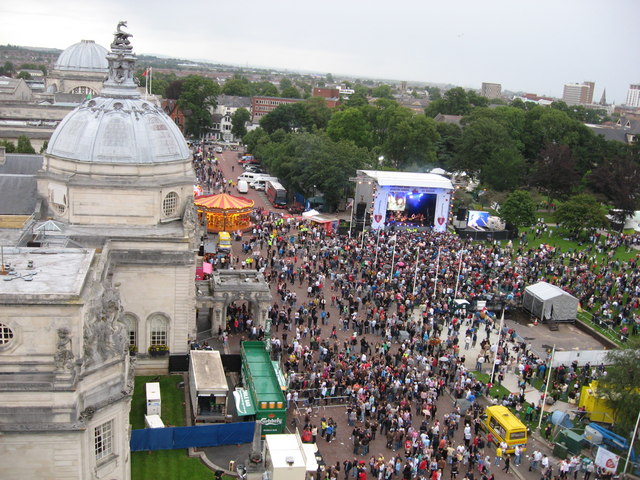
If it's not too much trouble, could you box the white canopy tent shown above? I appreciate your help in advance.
[522,281,578,323]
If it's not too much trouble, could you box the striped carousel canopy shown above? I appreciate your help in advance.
[194,193,254,211]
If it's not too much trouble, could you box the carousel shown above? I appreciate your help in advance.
[194,193,254,233]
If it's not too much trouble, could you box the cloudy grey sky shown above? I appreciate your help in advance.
[2,0,639,103]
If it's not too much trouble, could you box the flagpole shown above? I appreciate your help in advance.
[537,344,556,432]
[489,308,505,384]
[623,409,640,475]
[149,67,152,96]
[390,239,397,276]
[453,250,463,299]
[432,246,441,299]
[412,247,420,295]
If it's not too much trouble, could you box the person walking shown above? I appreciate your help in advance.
[502,455,511,473]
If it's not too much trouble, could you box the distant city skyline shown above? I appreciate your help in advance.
[2,0,639,104]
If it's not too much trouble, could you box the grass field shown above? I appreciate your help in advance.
[130,375,218,480]
[497,220,640,346]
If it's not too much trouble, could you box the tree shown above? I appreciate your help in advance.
[498,190,537,231]
[231,108,251,139]
[17,71,31,80]
[0,140,16,153]
[1,61,15,77]
[327,107,374,149]
[530,143,580,203]
[371,84,393,99]
[165,79,184,100]
[425,87,488,117]
[303,97,332,131]
[426,86,442,101]
[280,85,301,99]
[589,155,640,227]
[456,117,514,174]
[555,194,608,238]
[39,140,48,154]
[16,135,35,154]
[178,75,220,137]
[597,339,640,437]
[434,122,461,169]
[259,102,310,134]
[222,75,252,97]
[481,147,525,191]
[253,81,278,97]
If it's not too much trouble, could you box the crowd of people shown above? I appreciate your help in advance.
[189,144,631,480]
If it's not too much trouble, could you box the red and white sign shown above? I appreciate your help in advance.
[595,446,619,471]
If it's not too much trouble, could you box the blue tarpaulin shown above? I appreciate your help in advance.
[130,421,255,452]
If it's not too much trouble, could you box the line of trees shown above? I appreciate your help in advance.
[242,87,637,215]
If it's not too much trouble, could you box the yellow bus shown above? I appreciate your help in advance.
[217,231,232,252]
[484,405,527,453]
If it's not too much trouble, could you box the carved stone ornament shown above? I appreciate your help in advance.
[83,284,128,367]
[54,327,75,371]
[79,406,96,423]
[112,21,133,50]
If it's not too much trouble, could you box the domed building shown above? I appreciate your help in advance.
[0,24,198,480]
[45,39,109,97]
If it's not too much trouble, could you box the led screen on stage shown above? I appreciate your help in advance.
[467,210,489,227]
[387,193,407,211]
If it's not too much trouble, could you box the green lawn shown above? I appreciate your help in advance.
[472,371,512,398]
[130,375,219,480]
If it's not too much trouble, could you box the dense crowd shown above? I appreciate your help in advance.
[190,145,628,480]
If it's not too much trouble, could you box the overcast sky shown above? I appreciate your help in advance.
[2,0,639,103]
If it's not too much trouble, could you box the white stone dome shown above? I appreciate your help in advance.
[46,96,191,164]
[54,40,108,73]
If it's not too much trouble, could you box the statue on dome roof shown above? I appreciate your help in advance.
[112,21,133,49]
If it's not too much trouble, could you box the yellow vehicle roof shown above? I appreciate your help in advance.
[486,405,527,430]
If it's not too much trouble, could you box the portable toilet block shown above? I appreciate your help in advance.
[146,382,161,416]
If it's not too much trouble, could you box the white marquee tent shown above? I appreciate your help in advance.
[522,281,578,323]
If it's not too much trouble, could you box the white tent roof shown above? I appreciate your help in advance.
[358,170,454,190]
[526,281,568,301]
[190,350,228,395]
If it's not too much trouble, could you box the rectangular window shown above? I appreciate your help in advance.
[128,329,136,347]
[151,327,167,346]
[94,419,113,461]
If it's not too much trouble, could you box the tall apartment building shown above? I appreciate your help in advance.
[480,82,502,99]
[626,84,640,108]
[562,82,595,106]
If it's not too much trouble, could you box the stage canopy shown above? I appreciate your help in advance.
[359,170,454,190]
[194,193,254,233]
[354,170,454,232]
[522,281,578,322]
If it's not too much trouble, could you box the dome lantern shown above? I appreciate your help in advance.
[101,21,140,99]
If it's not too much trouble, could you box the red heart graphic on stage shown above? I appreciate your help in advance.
[437,217,445,225]
[374,215,382,223]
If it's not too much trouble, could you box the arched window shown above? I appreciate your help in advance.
[123,314,137,348]
[70,86,97,96]
[149,315,168,346]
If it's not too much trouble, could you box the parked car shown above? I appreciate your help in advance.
[244,165,264,173]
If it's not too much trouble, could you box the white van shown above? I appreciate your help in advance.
[237,180,249,193]
[251,176,278,191]
[237,172,262,183]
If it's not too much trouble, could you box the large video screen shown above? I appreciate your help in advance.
[467,210,489,227]
[387,193,407,211]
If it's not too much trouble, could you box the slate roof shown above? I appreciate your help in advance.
[0,154,42,215]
